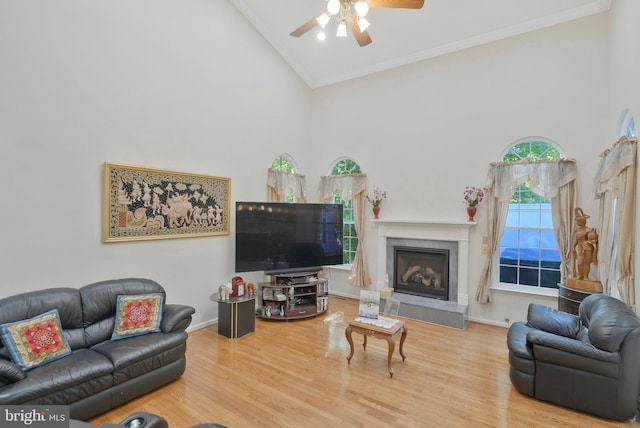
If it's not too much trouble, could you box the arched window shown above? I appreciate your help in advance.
[270,154,299,203]
[271,154,297,174]
[329,158,362,264]
[499,139,564,289]
[617,109,636,138]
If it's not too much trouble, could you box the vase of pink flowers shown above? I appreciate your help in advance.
[463,186,488,222]
[366,186,387,219]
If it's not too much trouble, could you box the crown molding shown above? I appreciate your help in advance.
[231,0,612,89]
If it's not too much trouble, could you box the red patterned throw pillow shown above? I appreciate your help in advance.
[0,309,72,371]
[112,293,164,340]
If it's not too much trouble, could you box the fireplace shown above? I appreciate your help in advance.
[394,247,449,300]
[374,219,474,329]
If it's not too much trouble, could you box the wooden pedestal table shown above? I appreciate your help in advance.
[345,319,407,378]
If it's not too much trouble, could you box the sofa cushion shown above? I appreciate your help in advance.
[112,293,164,340]
[0,288,85,350]
[92,331,187,385]
[527,303,581,338]
[81,279,166,346]
[0,309,72,371]
[0,348,114,405]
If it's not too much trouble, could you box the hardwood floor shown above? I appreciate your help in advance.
[89,296,638,428]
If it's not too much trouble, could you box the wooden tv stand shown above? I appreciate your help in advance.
[257,271,329,321]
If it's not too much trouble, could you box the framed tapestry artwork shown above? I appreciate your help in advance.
[103,163,231,242]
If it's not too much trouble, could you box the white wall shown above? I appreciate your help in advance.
[0,2,635,328]
[308,13,612,325]
[606,0,640,310]
[0,0,311,327]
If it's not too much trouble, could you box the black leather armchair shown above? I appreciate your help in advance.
[507,293,640,421]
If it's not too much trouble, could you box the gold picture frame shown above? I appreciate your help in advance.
[103,163,231,242]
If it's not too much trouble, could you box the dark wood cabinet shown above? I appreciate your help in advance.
[257,271,329,321]
[558,283,600,315]
[211,295,256,338]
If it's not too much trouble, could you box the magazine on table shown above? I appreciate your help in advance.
[358,290,380,319]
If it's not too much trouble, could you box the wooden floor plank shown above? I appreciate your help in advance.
[89,296,638,428]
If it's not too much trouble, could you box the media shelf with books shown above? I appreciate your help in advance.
[257,271,329,320]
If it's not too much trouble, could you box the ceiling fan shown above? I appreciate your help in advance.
[290,0,425,47]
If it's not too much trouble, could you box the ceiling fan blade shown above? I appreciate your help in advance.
[368,0,425,9]
[348,15,372,47]
[290,16,320,37]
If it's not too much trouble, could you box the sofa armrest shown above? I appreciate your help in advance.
[527,330,620,364]
[0,359,25,385]
[161,304,195,333]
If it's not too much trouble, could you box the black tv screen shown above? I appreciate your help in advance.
[235,202,344,274]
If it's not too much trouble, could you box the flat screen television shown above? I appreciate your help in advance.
[235,202,344,274]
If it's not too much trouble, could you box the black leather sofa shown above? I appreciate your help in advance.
[507,293,640,421]
[0,278,195,421]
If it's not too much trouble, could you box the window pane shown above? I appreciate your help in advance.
[518,249,540,267]
[500,266,517,284]
[505,209,519,227]
[500,248,518,266]
[540,230,557,249]
[540,204,553,228]
[519,229,540,248]
[540,249,560,269]
[519,268,539,286]
[501,229,518,247]
[520,205,541,228]
[540,269,561,287]
[348,237,358,251]
[627,117,636,138]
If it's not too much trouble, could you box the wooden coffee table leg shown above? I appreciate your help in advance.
[345,325,355,364]
[399,325,408,362]
[363,334,367,350]
[386,334,396,378]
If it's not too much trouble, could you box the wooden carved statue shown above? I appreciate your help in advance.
[571,208,598,280]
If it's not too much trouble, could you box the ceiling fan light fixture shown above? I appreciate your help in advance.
[327,0,341,15]
[316,13,331,29]
[336,21,348,37]
[357,17,370,32]
[354,1,369,17]
[317,32,326,41]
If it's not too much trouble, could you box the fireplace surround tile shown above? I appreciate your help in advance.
[381,295,468,329]
[374,219,474,330]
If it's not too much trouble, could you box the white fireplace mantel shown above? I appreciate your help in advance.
[373,219,475,306]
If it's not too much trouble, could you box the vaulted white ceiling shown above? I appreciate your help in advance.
[230,0,611,88]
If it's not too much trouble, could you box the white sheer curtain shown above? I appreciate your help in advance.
[594,137,637,308]
[476,159,577,303]
[266,168,307,202]
[319,174,370,286]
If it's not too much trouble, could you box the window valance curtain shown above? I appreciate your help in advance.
[593,136,637,308]
[476,159,577,303]
[266,168,307,202]
[319,174,369,286]
[319,174,367,203]
[491,159,577,202]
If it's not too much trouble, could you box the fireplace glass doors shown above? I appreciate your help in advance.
[393,246,449,300]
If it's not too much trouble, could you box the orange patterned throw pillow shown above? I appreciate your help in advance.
[112,293,164,340]
[0,309,72,371]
